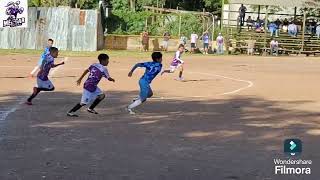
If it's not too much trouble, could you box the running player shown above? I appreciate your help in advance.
[126,52,163,114]
[67,54,115,117]
[30,39,54,77]
[161,44,185,81]
[26,47,64,105]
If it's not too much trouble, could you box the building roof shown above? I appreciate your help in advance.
[228,0,320,8]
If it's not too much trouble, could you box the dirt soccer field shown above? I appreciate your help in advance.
[0,53,319,180]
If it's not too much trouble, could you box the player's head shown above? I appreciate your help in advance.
[48,39,54,47]
[178,44,185,53]
[151,52,162,63]
[98,53,109,66]
[49,47,59,58]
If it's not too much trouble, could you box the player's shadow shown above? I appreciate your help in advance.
[1,90,320,179]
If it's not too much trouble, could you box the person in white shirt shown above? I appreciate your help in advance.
[270,38,279,56]
[316,24,320,39]
[190,33,198,53]
[216,33,224,55]
[288,22,298,37]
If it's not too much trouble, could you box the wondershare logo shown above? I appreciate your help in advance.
[284,139,302,156]
[273,139,312,175]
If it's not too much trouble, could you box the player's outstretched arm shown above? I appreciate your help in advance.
[108,77,115,82]
[53,61,65,68]
[128,63,144,77]
[76,69,89,86]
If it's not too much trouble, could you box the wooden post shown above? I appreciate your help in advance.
[301,9,307,51]
[263,6,269,54]
[294,7,297,20]
[220,0,225,31]
[258,5,261,19]
[178,14,182,38]
[226,3,231,54]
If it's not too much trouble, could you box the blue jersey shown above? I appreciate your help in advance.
[137,62,162,84]
[38,47,50,65]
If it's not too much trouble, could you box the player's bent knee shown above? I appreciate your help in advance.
[98,94,106,100]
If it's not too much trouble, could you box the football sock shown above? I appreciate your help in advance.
[128,99,142,109]
[69,103,83,113]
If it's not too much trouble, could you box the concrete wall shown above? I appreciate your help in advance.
[0,7,103,51]
[105,35,181,51]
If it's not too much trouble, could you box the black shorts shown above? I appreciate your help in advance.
[203,43,209,49]
[191,43,196,48]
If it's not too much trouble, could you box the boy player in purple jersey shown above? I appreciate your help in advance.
[67,54,115,117]
[26,47,64,105]
[126,52,163,114]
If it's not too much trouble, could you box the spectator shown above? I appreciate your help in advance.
[282,18,289,32]
[239,4,247,26]
[216,33,224,55]
[202,31,210,55]
[255,18,263,32]
[162,31,171,52]
[245,37,256,56]
[310,19,317,35]
[180,35,187,46]
[190,32,198,53]
[316,23,320,38]
[270,38,279,56]
[288,22,298,37]
[275,18,281,36]
[141,31,149,52]
[246,16,254,31]
[268,21,278,37]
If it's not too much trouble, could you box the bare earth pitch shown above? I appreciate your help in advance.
[0,54,319,180]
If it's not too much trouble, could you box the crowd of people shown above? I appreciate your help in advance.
[139,30,225,55]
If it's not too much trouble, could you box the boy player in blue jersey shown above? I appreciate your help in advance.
[126,52,163,114]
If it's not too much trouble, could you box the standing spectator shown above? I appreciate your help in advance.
[246,16,254,31]
[282,18,289,32]
[239,4,247,26]
[270,38,279,56]
[245,37,256,55]
[162,31,171,52]
[202,31,210,55]
[310,19,317,35]
[288,22,298,37]
[216,33,224,55]
[141,31,149,52]
[316,23,320,38]
[275,18,281,36]
[190,32,198,53]
[180,35,187,46]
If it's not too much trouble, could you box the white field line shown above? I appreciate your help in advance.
[187,71,254,96]
[0,57,69,122]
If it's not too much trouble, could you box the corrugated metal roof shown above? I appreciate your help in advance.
[228,0,320,8]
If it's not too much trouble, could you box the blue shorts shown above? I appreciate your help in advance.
[139,79,153,101]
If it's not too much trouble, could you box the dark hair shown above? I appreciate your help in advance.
[49,47,58,53]
[151,52,162,62]
[98,53,109,63]
[48,39,54,43]
[178,44,185,48]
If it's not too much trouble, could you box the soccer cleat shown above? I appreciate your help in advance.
[175,77,184,81]
[87,108,98,114]
[126,107,136,115]
[67,112,79,117]
[25,101,32,105]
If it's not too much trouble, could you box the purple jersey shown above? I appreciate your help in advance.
[84,63,110,92]
[37,54,54,81]
[171,51,183,66]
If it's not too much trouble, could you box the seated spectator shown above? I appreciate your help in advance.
[246,16,254,31]
[270,38,279,56]
[283,18,289,32]
[316,23,320,38]
[268,22,278,37]
[288,22,298,37]
[255,18,263,32]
